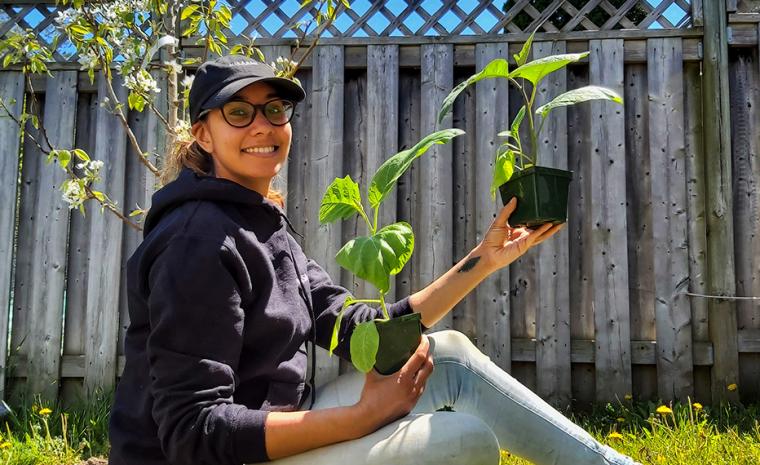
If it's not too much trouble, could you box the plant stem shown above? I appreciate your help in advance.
[290,1,346,77]
[100,57,160,176]
[379,294,389,320]
[527,82,538,164]
[372,205,379,235]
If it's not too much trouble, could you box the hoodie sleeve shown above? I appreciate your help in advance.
[146,235,270,465]
[305,258,418,360]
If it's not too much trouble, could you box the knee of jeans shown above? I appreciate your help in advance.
[429,330,484,363]
[426,412,500,465]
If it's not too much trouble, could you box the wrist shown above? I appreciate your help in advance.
[467,245,496,276]
[347,402,375,438]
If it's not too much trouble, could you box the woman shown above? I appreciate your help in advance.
[109,55,640,465]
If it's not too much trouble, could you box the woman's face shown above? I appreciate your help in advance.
[192,82,292,194]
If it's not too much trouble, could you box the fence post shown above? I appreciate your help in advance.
[702,0,740,404]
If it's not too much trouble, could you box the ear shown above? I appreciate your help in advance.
[191,120,214,154]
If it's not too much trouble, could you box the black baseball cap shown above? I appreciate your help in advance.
[189,55,306,123]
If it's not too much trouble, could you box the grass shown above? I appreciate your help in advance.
[0,389,111,465]
[0,392,759,464]
[501,400,760,465]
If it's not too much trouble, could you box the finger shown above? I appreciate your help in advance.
[413,354,435,388]
[399,335,429,379]
[493,197,517,227]
[532,223,564,245]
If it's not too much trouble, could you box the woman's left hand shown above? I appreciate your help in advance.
[478,197,564,273]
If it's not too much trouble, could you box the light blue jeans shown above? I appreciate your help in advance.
[267,331,641,465]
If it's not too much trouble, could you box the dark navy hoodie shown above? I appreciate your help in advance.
[108,168,415,465]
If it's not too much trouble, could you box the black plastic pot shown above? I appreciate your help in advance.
[374,312,423,375]
[498,166,573,228]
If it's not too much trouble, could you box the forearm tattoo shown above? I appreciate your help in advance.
[457,256,481,273]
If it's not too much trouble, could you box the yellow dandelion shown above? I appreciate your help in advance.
[656,405,673,415]
[607,432,623,440]
[624,394,633,401]
[616,417,625,423]
[0,442,10,449]
[657,455,666,463]
[727,383,738,391]
[38,407,52,416]
[693,402,703,411]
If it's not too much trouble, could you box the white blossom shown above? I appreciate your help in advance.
[125,69,161,95]
[77,50,98,70]
[62,181,87,210]
[181,75,195,88]
[163,59,182,75]
[54,9,81,26]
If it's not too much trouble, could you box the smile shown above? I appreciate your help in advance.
[242,146,278,154]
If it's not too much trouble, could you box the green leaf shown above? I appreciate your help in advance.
[219,5,232,23]
[129,208,144,217]
[535,85,623,119]
[513,30,536,67]
[3,54,13,68]
[335,222,414,294]
[438,58,509,124]
[350,321,379,373]
[127,91,146,112]
[47,149,58,165]
[181,4,200,20]
[329,296,356,355]
[510,105,526,147]
[58,149,71,169]
[319,175,365,224]
[491,148,515,201]
[73,149,90,162]
[91,190,105,202]
[509,52,589,86]
[368,129,464,209]
[69,24,90,38]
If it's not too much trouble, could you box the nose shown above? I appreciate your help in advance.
[247,109,274,134]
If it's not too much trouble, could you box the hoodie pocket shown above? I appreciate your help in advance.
[260,381,304,412]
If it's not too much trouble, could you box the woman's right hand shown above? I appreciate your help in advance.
[354,335,434,433]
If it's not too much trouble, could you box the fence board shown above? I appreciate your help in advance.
[474,42,510,370]
[683,62,709,345]
[396,69,421,301]
[286,69,311,243]
[62,91,97,403]
[0,72,24,400]
[367,44,399,302]
[307,45,343,385]
[418,43,454,330]
[624,62,657,400]
[341,70,367,308]
[10,93,44,396]
[567,64,595,405]
[531,40,572,408]
[589,38,632,402]
[24,71,77,400]
[703,0,740,403]
[648,37,694,402]
[508,79,538,387]
[83,76,127,394]
[118,106,159,355]
[731,46,760,401]
[451,70,477,339]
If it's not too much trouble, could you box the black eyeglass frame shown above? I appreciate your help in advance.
[198,98,296,127]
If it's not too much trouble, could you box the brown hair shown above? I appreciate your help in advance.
[161,138,286,208]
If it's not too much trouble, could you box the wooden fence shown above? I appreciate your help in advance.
[0,1,759,408]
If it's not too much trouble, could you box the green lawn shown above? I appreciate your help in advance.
[1,393,759,465]
[501,400,760,465]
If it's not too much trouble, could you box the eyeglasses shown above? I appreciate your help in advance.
[203,98,296,127]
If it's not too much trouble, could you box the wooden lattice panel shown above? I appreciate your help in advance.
[0,1,695,63]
